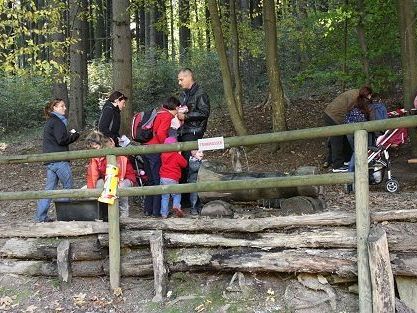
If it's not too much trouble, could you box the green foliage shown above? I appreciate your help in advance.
[0,0,74,78]
[278,0,401,96]
[0,75,51,134]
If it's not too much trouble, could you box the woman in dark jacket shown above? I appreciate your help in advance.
[98,91,127,147]
[36,99,80,222]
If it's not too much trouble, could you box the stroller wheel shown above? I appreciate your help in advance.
[385,179,399,193]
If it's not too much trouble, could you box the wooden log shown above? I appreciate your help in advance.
[197,165,324,202]
[0,210,416,237]
[57,240,71,283]
[354,130,372,313]
[150,231,167,302]
[121,209,417,232]
[96,223,417,252]
[0,236,105,260]
[368,227,395,313]
[104,248,154,277]
[0,259,57,276]
[0,221,108,238]
[395,298,416,313]
[395,276,417,312]
[407,159,417,164]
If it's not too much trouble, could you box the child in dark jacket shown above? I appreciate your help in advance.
[159,137,188,218]
[188,150,204,215]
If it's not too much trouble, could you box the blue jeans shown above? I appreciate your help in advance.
[143,153,161,216]
[160,177,181,217]
[36,161,73,222]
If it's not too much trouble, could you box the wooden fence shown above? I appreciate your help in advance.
[1,115,417,312]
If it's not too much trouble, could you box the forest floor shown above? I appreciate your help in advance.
[0,95,416,312]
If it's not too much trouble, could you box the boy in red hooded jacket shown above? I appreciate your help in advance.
[159,136,188,218]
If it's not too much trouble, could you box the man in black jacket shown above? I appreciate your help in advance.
[177,68,210,144]
[177,68,210,214]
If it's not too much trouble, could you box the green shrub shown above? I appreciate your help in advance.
[0,75,51,134]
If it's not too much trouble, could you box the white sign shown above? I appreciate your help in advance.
[198,137,225,151]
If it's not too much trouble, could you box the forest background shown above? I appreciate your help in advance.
[0,0,416,152]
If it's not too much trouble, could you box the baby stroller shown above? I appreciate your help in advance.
[367,109,409,193]
[129,154,149,205]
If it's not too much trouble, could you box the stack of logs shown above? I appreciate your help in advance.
[1,209,417,297]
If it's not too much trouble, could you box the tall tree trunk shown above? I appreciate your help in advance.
[356,0,369,84]
[94,0,105,59]
[139,6,146,52]
[179,0,191,62]
[229,0,244,119]
[50,1,69,105]
[169,0,175,59]
[207,0,248,136]
[205,0,211,51]
[398,0,417,156]
[112,0,132,136]
[68,0,86,130]
[105,0,112,60]
[263,0,286,132]
[134,11,140,56]
[149,5,156,62]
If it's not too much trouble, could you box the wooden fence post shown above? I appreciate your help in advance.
[150,230,167,302]
[107,155,120,290]
[354,130,372,312]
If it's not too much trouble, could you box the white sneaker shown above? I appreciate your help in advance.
[332,166,348,173]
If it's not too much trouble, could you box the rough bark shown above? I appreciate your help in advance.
[395,276,417,312]
[68,0,86,130]
[150,230,167,302]
[57,240,71,283]
[112,0,132,136]
[207,0,248,136]
[229,0,244,119]
[178,0,191,62]
[263,0,286,132]
[368,227,395,313]
[398,0,417,156]
[94,0,105,59]
[0,236,106,260]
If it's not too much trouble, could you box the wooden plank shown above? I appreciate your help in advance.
[407,159,417,164]
[368,227,395,313]
[149,230,167,302]
[395,276,417,312]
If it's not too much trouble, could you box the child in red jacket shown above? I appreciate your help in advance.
[159,136,188,218]
[86,131,136,218]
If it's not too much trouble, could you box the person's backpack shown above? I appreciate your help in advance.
[131,108,159,143]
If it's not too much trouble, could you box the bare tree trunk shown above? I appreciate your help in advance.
[169,0,175,59]
[112,0,132,136]
[398,0,417,156]
[68,0,86,130]
[50,11,69,104]
[207,0,247,136]
[230,0,244,119]
[179,0,191,62]
[205,0,211,51]
[94,0,105,59]
[149,5,156,62]
[356,0,370,84]
[104,0,112,61]
[263,0,286,132]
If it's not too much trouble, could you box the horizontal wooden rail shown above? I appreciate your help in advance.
[0,173,353,201]
[1,116,416,164]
